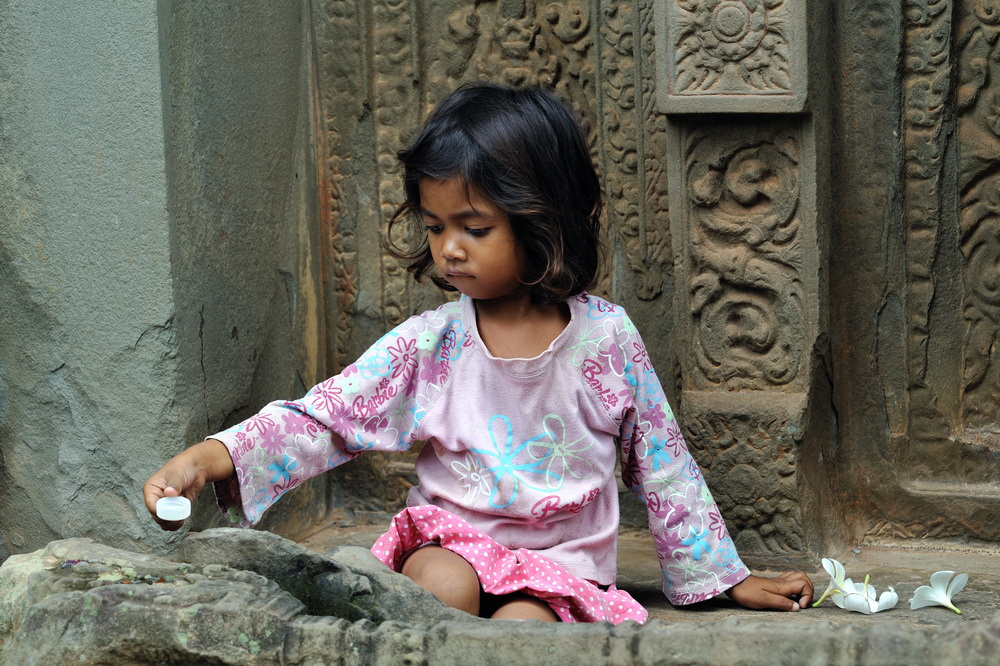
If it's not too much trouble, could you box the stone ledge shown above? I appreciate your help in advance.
[1,528,997,665]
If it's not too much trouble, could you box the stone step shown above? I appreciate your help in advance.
[297,521,1000,629]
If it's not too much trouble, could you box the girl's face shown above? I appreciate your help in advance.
[419,177,526,303]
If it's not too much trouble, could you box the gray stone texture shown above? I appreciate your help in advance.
[2,529,999,665]
[0,0,325,558]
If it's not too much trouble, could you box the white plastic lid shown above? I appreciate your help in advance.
[156,496,191,521]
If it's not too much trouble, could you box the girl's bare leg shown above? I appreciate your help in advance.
[400,545,481,616]
[490,595,558,622]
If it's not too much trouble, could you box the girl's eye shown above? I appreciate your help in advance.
[424,225,443,235]
[467,227,490,238]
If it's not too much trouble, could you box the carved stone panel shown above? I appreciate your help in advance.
[958,0,1000,431]
[667,116,820,563]
[670,119,811,392]
[681,393,809,566]
[654,0,808,112]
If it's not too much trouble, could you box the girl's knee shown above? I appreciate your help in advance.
[489,595,558,622]
[400,545,481,615]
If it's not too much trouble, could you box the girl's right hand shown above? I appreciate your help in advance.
[142,439,235,531]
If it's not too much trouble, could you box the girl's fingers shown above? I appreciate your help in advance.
[773,571,814,609]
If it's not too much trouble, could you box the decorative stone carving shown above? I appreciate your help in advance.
[900,0,953,447]
[315,0,366,370]
[958,0,1000,428]
[665,113,818,563]
[316,0,821,562]
[681,393,808,565]
[655,0,808,112]
[374,0,418,331]
[599,1,673,302]
[673,120,805,390]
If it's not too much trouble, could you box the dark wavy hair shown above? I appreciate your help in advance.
[385,82,602,305]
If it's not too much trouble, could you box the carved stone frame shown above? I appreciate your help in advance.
[654,0,809,113]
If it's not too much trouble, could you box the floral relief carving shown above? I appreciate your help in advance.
[682,123,804,389]
[374,0,417,329]
[671,0,793,94]
[316,0,363,370]
[684,412,805,557]
[957,0,1000,427]
[900,0,952,444]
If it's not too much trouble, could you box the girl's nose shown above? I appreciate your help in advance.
[441,232,466,261]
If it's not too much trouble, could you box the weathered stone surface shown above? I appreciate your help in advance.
[0,530,472,664]
[177,528,470,623]
[2,532,999,665]
[0,0,325,560]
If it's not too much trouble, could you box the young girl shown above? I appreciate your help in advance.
[144,82,813,623]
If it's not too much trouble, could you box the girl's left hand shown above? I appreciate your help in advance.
[725,572,814,611]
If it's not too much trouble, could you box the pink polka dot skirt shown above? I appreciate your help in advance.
[371,505,648,624]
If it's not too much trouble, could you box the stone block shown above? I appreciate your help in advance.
[655,0,809,113]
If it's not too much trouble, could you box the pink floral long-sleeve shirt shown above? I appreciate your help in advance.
[211,293,749,604]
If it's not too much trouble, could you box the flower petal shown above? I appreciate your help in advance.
[909,584,943,610]
[842,592,873,614]
[946,572,968,598]
[929,570,956,592]
[876,587,898,612]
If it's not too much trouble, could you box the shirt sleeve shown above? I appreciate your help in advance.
[210,309,464,527]
[615,316,751,605]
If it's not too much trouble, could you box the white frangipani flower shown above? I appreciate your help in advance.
[812,558,858,608]
[840,574,898,614]
[909,571,968,614]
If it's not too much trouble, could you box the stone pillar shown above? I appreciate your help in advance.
[656,0,833,566]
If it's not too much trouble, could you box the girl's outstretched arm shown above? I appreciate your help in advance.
[142,439,235,531]
[725,571,814,611]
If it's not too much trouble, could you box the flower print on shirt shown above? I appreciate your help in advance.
[416,329,438,351]
[418,355,449,385]
[307,380,344,413]
[683,457,704,483]
[268,454,298,484]
[356,336,393,380]
[243,447,271,490]
[667,477,711,523]
[286,433,331,478]
[681,526,712,561]
[642,403,668,430]
[450,453,493,503]
[280,410,323,440]
[653,524,689,557]
[636,366,665,409]
[387,337,418,381]
[338,366,362,395]
[469,414,561,509]
[712,537,742,574]
[435,320,467,362]
[527,414,595,489]
[644,435,672,473]
[708,509,728,541]
[244,412,277,435]
[663,420,687,456]
[662,549,721,595]
[564,319,613,367]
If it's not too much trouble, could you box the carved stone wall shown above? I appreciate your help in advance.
[309,0,1000,562]
[827,0,1000,548]
[308,0,834,567]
